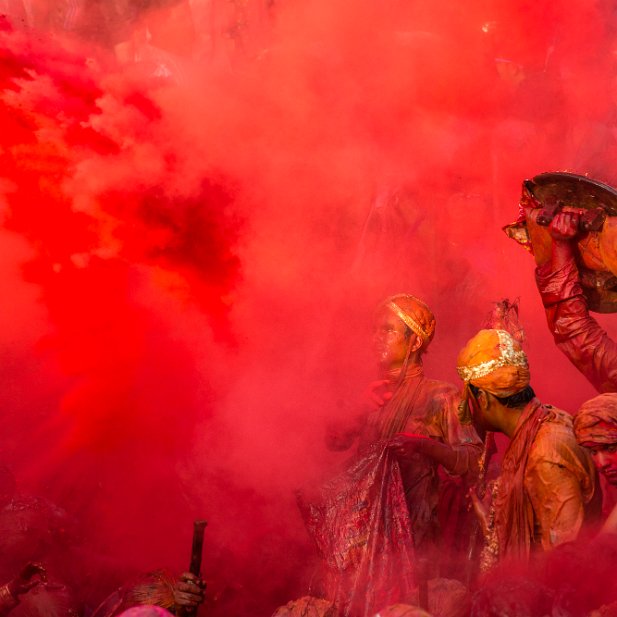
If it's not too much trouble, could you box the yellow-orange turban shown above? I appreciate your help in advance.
[574,393,617,446]
[456,329,530,398]
[381,294,436,347]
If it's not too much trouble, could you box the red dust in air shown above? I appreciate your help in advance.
[0,0,617,614]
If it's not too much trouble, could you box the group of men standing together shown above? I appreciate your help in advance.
[302,205,617,616]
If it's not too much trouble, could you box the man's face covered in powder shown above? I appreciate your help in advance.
[574,395,617,486]
[372,308,412,371]
[588,442,617,486]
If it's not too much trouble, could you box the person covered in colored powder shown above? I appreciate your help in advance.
[524,393,617,617]
[535,210,617,393]
[301,294,481,616]
[575,394,617,489]
[456,328,601,566]
[364,294,483,547]
[334,294,481,543]
[574,393,617,529]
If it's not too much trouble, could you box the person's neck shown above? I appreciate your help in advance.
[382,360,423,382]
[491,403,523,438]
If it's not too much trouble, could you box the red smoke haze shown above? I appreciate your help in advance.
[0,0,616,613]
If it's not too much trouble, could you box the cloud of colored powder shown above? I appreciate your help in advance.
[1,0,617,613]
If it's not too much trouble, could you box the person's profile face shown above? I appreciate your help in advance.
[372,309,411,371]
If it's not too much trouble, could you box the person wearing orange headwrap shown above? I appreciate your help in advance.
[574,394,617,535]
[326,295,481,547]
[457,329,600,564]
[310,294,481,614]
[357,294,482,535]
[372,294,481,482]
[575,394,617,487]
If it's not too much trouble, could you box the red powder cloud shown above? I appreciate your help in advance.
[0,0,616,613]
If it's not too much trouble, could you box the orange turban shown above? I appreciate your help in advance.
[574,393,617,446]
[456,329,530,398]
[381,294,436,348]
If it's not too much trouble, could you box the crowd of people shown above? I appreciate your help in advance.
[287,209,617,617]
[0,194,616,617]
[2,197,616,617]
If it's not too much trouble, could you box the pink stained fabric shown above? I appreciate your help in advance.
[298,444,416,617]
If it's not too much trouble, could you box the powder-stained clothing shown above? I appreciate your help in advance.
[494,398,600,560]
[359,364,482,548]
[536,257,617,393]
[301,364,481,615]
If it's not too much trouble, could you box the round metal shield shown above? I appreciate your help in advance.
[525,172,617,215]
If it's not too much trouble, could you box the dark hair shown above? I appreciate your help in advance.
[469,384,535,409]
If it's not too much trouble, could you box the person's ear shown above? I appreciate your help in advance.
[476,389,491,411]
[409,334,423,353]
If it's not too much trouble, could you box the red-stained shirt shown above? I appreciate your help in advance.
[536,257,617,393]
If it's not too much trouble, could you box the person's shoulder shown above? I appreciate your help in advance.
[535,405,576,442]
[530,405,586,465]
[420,378,459,398]
[543,405,575,429]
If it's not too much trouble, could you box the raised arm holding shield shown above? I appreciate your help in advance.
[504,171,617,392]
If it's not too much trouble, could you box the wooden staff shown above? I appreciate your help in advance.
[179,520,207,617]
